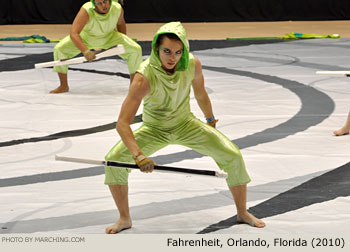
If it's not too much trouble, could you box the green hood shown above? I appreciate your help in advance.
[91,0,112,7]
[150,22,190,72]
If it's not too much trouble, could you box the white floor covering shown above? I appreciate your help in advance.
[0,39,349,241]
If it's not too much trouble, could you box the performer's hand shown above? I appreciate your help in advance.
[206,116,218,128]
[83,49,96,62]
[133,152,155,173]
[207,119,218,128]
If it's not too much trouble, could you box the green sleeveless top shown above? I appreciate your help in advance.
[138,55,195,130]
[137,22,195,130]
[81,1,122,46]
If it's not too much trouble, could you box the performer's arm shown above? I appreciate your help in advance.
[117,73,150,157]
[70,8,90,53]
[116,8,127,34]
[192,57,214,120]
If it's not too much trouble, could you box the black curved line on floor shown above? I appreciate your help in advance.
[197,160,350,234]
[0,39,346,73]
[0,52,125,72]
[0,114,142,148]
[0,44,343,233]
[0,67,335,185]
[0,67,345,234]
[1,162,349,233]
[151,66,335,164]
[198,52,300,67]
[69,67,130,79]
[0,47,347,235]
[0,52,52,71]
[198,52,349,71]
[0,166,104,188]
[0,40,286,72]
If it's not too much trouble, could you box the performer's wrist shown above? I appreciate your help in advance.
[132,150,144,160]
[206,115,215,123]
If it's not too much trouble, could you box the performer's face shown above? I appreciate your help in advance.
[158,37,183,73]
[94,0,110,14]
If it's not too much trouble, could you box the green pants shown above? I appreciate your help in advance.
[105,115,251,187]
[53,31,142,74]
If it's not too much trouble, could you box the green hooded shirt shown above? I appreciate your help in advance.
[137,22,196,130]
[81,1,122,47]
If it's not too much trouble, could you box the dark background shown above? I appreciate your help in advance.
[1,0,350,25]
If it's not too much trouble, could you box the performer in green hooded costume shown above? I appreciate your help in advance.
[104,22,265,233]
[50,0,142,93]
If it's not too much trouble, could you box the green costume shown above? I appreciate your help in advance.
[105,22,251,187]
[53,1,141,74]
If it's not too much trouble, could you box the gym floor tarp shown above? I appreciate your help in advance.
[0,39,349,240]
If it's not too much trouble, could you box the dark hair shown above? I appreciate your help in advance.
[156,33,181,48]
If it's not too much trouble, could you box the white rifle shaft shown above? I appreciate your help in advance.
[316,71,350,77]
[35,45,125,68]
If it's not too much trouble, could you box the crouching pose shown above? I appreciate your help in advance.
[51,0,142,93]
[104,22,266,233]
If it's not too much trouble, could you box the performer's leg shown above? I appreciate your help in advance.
[106,184,132,234]
[129,73,135,85]
[175,117,265,228]
[51,36,81,93]
[50,73,69,94]
[229,184,265,228]
[107,31,142,84]
[333,111,350,136]
[104,124,168,233]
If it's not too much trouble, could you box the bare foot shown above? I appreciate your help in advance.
[237,212,266,228]
[105,218,132,234]
[49,86,69,94]
[333,127,350,136]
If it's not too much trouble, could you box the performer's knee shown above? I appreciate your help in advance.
[104,149,131,185]
[217,150,251,187]
[104,166,129,185]
[53,42,66,57]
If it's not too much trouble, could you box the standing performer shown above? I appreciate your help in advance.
[333,111,350,136]
[50,0,142,93]
[104,22,266,233]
